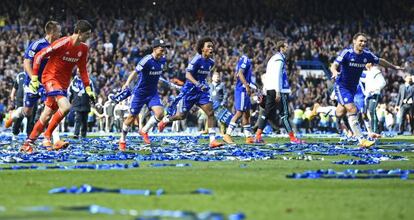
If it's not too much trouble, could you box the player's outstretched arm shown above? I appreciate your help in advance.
[31,47,54,92]
[379,58,404,70]
[122,70,138,90]
[77,50,96,102]
[330,62,340,79]
[33,38,69,77]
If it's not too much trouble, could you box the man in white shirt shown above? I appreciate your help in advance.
[363,63,386,134]
[255,40,304,144]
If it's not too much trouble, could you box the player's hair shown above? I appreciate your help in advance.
[74,20,92,33]
[196,37,214,54]
[242,44,253,55]
[276,40,287,51]
[353,32,368,40]
[44,21,59,34]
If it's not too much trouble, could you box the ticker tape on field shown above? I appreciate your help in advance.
[0,135,410,165]
[287,169,414,179]
[0,162,139,171]
[49,184,163,196]
[67,205,246,220]
[0,162,194,171]
[149,163,192,167]
[332,158,381,165]
[48,184,213,196]
[18,204,246,220]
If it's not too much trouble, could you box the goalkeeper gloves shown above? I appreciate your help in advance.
[29,75,40,93]
[85,86,96,103]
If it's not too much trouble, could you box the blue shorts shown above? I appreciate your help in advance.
[354,93,365,113]
[176,89,211,113]
[334,85,356,105]
[130,92,163,115]
[234,88,251,112]
[24,85,46,108]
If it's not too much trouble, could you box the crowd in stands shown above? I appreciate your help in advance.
[0,0,413,134]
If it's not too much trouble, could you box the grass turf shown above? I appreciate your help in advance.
[0,136,413,220]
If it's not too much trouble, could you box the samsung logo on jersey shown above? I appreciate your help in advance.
[197,70,210,75]
[349,62,366,68]
[149,70,162,75]
[63,56,79,62]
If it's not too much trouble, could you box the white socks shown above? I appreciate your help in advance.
[226,122,237,135]
[162,116,171,123]
[209,128,216,143]
[120,123,130,142]
[347,114,363,139]
[363,118,373,134]
[243,125,253,137]
[142,116,160,133]
[52,129,60,144]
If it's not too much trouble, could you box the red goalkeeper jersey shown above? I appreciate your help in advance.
[33,36,90,90]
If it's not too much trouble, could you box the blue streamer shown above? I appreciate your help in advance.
[287,169,413,179]
[0,162,139,171]
[48,184,160,196]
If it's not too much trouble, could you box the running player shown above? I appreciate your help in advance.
[21,20,95,153]
[330,32,403,147]
[118,39,169,150]
[5,21,61,136]
[158,37,223,148]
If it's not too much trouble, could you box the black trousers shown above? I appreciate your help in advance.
[366,94,380,133]
[258,90,292,133]
[12,102,37,136]
[397,104,413,133]
[11,101,24,136]
[74,111,89,137]
[253,106,279,132]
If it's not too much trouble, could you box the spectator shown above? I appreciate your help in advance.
[69,75,94,139]
[0,0,412,134]
[395,74,414,134]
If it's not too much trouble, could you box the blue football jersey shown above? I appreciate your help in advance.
[358,71,367,95]
[356,79,366,98]
[184,54,215,87]
[235,55,252,89]
[334,47,379,91]
[133,54,166,94]
[23,38,50,84]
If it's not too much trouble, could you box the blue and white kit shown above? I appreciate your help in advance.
[334,47,379,105]
[129,54,166,115]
